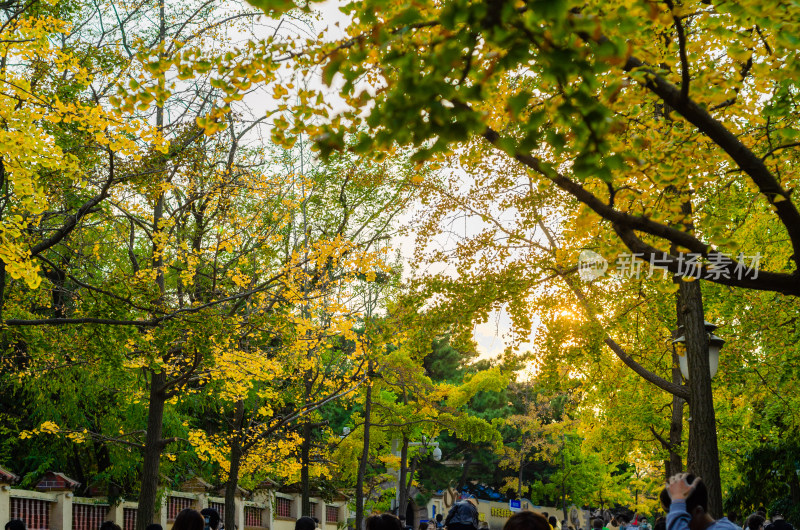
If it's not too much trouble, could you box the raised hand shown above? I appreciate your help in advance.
[666,473,701,501]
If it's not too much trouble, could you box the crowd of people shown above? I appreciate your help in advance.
[421,474,795,530]
[1,475,794,530]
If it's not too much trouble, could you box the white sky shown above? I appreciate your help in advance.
[240,0,537,363]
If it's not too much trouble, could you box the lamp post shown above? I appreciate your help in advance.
[392,437,441,523]
[561,434,567,524]
[672,321,726,380]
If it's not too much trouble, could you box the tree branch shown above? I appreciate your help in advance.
[621,54,800,270]
[615,226,800,295]
[30,153,116,256]
[761,141,800,161]
[479,126,800,295]
[558,269,690,400]
[482,126,709,255]
[649,425,675,451]
[5,317,155,326]
[663,0,690,100]
[241,377,365,454]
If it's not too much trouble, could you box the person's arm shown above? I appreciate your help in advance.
[666,501,691,530]
[665,474,700,530]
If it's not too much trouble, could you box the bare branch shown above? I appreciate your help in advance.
[663,0,690,100]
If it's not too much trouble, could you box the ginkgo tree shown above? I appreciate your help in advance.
[182,143,418,530]
[326,307,509,530]
[1,0,353,527]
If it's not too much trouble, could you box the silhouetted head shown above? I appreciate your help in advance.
[5,520,26,530]
[296,517,317,530]
[747,515,765,530]
[201,508,221,530]
[365,514,403,530]
[769,510,784,521]
[504,512,551,530]
[173,510,205,530]
[100,521,122,530]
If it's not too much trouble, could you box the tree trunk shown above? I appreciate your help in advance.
[679,280,722,518]
[225,400,245,530]
[355,369,372,530]
[561,438,567,522]
[225,438,242,528]
[397,437,409,523]
[137,4,167,526]
[518,435,525,498]
[456,454,472,492]
[0,261,5,321]
[225,446,241,530]
[95,442,121,501]
[789,472,800,504]
[667,351,684,478]
[668,294,685,479]
[136,370,167,530]
[405,456,418,505]
[301,421,312,517]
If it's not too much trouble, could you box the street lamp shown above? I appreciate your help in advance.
[672,321,726,380]
[391,437,441,516]
[413,436,442,461]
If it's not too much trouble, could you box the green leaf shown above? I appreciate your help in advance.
[507,91,531,117]
[322,56,344,86]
